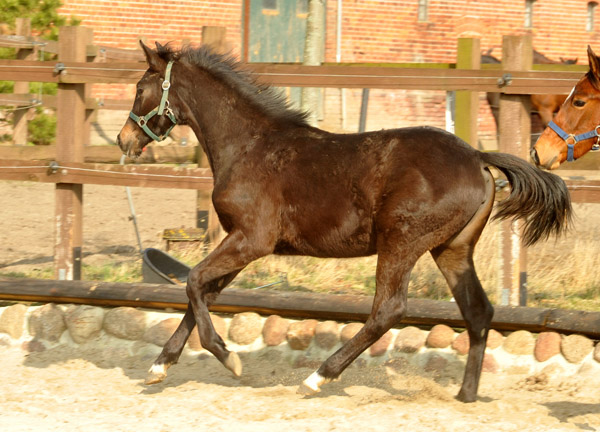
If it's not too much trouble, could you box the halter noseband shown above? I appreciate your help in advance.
[548,120,600,162]
[129,60,177,142]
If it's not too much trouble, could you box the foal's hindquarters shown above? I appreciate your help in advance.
[299,165,496,402]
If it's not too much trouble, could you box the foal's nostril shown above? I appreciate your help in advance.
[530,148,540,165]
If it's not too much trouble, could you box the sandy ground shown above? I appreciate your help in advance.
[0,181,198,274]
[2,181,600,431]
[1,343,599,432]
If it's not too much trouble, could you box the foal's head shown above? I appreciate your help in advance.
[532,46,600,169]
[117,42,181,158]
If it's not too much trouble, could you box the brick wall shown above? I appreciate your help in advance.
[57,0,600,142]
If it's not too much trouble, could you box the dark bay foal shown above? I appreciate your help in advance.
[117,42,572,402]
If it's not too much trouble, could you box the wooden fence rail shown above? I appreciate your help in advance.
[1,278,599,338]
[0,58,585,92]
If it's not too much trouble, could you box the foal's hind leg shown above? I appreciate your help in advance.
[431,245,493,403]
[430,169,495,402]
[145,270,240,385]
[299,250,415,395]
[145,229,270,385]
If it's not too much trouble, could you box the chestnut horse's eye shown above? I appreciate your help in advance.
[573,99,586,107]
[136,87,144,95]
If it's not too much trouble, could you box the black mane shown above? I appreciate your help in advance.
[156,44,310,126]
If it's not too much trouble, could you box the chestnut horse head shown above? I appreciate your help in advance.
[532,46,600,169]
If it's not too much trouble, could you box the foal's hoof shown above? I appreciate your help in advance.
[144,364,167,385]
[224,352,242,377]
[297,371,328,396]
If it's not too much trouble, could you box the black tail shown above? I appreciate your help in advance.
[481,152,572,246]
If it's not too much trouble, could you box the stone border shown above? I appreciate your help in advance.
[1,303,600,378]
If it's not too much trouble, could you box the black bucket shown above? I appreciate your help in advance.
[142,248,190,285]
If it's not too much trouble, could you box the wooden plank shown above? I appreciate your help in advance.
[0,159,214,190]
[545,309,600,336]
[454,38,480,147]
[0,59,585,93]
[55,27,91,281]
[0,144,196,163]
[498,35,532,307]
[12,18,34,146]
[1,277,599,337]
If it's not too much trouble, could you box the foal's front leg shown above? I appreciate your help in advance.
[145,269,240,385]
[145,230,270,385]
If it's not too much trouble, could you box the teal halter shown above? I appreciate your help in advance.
[129,60,177,142]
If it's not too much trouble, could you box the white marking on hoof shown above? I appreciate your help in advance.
[224,352,242,377]
[145,363,167,385]
[297,371,329,395]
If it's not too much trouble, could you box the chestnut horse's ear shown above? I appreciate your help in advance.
[588,45,600,78]
[140,40,166,72]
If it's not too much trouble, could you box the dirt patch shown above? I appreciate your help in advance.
[0,181,198,274]
[1,345,599,431]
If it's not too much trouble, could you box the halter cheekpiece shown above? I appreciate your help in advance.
[548,120,600,162]
[129,60,177,142]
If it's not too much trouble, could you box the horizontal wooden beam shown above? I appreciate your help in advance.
[0,59,585,94]
[0,277,598,337]
[0,159,213,190]
[0,93,134,110]
[0,144,197,164]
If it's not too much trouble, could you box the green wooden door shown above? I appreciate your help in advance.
[248,0,310,107]
[248,0,309,63]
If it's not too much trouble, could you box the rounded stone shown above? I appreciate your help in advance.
[369,330,393,357]
[286,319,318,350]
[482,353,499,373]
[452,331,470,355]
[561,334,594,364]
[228,312,262,345]
[188,314,228,350]
[394,326,426,353]
[143,317,180,347]
[424,353,448,373]
[426,324,455,348]
[103,307,146,340]
[314,320,339,350]
[28,304,66,342]
[340,322,363,343]
[262,315,289,346]
[486,329,504,349]
[21,339,46,353]
[64,305,104,344]
[503,330,535,355]
[534,332,561,362]
[0,304,27,339]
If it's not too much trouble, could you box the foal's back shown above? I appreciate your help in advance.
[268,125,488,259]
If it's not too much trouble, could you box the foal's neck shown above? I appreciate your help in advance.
[178,78,282,177]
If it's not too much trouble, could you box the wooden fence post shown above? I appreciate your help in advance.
[454,38,480,147]
[12,18,34,145]
[54,26,92,280]
[498,35,532,306]
[198,26,227,245]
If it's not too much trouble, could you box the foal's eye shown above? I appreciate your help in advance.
[573,99,586,107]
[136,87,144,95]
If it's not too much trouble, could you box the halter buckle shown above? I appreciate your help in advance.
[162,80,171,91]
[565,134,577,145]
[593,126,600,151]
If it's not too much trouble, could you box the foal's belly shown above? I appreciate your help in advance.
[274,209,377,258]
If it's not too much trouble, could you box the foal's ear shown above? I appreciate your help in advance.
[140,40,166,72]
[588,45,600,78]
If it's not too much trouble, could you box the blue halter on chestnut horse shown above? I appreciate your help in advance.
[532,46,600,170]
[118,41,571,403]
